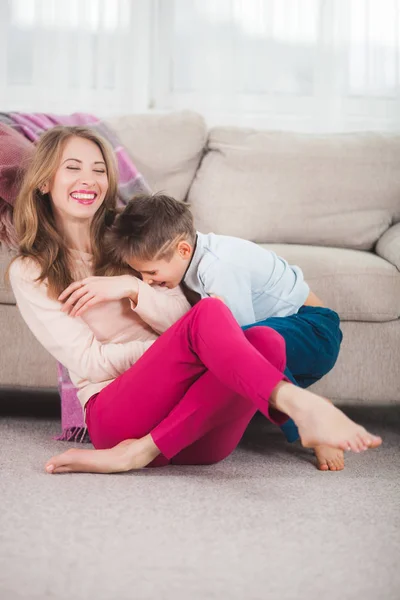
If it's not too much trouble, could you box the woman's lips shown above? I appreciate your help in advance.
[70,191,98,205]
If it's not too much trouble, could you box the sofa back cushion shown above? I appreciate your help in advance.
[189,128,400,250]
[105,111,207,202]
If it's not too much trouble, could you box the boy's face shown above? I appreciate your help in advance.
[128,241,192,289]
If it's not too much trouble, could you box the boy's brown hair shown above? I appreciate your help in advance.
[107,193,196,263]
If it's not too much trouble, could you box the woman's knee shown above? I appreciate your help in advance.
[191,297,233,322]
[244,326,286,369]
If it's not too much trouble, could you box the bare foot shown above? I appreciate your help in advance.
[314,445,345,471]
[271,382,382,453]
[45,435,160,474]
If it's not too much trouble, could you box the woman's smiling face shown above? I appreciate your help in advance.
[48,136,109,222]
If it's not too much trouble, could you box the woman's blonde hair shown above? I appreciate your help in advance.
[12,125,121,298]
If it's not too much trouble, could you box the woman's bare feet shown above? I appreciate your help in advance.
[314,445,344,471]
[45,435,161,474]
[271,382,382,453]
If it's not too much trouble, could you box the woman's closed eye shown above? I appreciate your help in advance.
[66,166,106,174]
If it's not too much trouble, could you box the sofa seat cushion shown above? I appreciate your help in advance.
[2,244,398,322]
[264,244,400,322]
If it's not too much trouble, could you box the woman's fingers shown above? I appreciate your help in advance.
[69,292,96,317]
[75,296,103,317]
[60,285,89,313]
[58,280,84,301]
[60,283,106,317]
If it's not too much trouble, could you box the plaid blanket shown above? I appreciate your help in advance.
[0,112,151,441]
[0,123,34,247]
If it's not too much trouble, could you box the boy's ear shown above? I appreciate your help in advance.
[177,240,192,259]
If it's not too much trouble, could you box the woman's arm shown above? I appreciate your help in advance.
[60,275,191,335]
[9,259,154,383]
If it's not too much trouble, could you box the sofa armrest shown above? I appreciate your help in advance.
[375,223,400,271]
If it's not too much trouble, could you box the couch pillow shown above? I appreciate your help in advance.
[189,128,400,250]
[105,111,207,201]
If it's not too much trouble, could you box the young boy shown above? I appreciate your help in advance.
[108,194,344,471]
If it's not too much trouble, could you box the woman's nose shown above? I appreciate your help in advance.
[79,178,96,187]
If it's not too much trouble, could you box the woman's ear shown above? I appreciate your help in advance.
[40,182,49,194]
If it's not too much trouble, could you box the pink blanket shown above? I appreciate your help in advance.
[0,123,34,247]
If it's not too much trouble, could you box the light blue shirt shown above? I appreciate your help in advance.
[183,232,310,327]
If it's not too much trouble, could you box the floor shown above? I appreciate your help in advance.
[0,390,399,600]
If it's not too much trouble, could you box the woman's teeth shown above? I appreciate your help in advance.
[70,192,97,204]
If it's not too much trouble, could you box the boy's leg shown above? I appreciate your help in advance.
[243,307,342,442]
[243,307,342,388]
[244,307,346,469]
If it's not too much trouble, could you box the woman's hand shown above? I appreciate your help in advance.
[59,275,139,317]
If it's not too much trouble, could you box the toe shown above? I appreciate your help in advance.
[346,438,361,453]
[371,436,382,448]
[367,435,382,449]
[318,461,329,471]
[353,435,366,452]
[356,434,368,451]
[51,466,73,474]
[338,440,352,452]
[327,459,337,471]
[335,456,345,470]
[45,451,74,473]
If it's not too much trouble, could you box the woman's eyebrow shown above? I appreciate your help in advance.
[62,158,82,164]
[62,158,106,165]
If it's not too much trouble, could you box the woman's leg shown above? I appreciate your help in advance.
[47,326,286,473]
[45,300,382,474]
[170,327,286,465]
[86,301,288,453]
[46,322,286,473]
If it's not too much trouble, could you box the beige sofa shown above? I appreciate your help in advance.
[1,110,399,404]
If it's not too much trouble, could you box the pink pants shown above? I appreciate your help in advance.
[85,298,288,466]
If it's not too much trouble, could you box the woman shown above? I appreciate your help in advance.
[9,126,381,475]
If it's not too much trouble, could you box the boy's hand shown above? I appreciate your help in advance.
[59,275,139,317]
[209,294,226,304]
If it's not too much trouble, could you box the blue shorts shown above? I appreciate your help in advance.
[243,306,343,442]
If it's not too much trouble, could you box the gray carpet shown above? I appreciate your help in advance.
[0,394,399,600]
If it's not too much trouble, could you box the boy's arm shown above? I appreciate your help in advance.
[201,262,256,326]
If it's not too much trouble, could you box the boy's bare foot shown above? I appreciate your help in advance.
[45,435,161,474]
[271,382,382,452]
[314,445,344,471]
